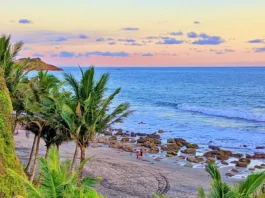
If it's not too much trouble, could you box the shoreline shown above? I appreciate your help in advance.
[14,130,245,198]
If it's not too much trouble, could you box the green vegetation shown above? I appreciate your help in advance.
[198,163,265,198]
[9,146,103,198]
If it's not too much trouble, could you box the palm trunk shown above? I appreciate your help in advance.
[13,113,18,134]
[56,144,60,152]
[30,131,41,183]
[45,145,51,158]
[71,141,79,173]
[25,134,37,175]
[78,146,86,183]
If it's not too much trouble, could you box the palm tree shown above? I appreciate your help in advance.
[0,34,32,132]
[198,163,265,198]
[63,66,132,180]
[9,146,104,198]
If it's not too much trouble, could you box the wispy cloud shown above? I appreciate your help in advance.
[55,37,68,42]
[19,19,32,24]
[168,31,183,36]
[156,38,184,45]
[58,51,75,58]
[79,34,89,39]
[194,21,200,24]
[187,31,199,38]
[79,51,130,57]
[248,39,264,43]
[121,27,139,31]
[191,33,224,45]
[32,53,44,57]
[108,42,116,45]
[142,53,154,56]
[254,47,265,53]
[96,37,105,42]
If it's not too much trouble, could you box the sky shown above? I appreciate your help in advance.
[1,0,265,67]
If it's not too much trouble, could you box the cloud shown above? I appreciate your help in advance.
[121,27,139,31]
[254,47,265,53]
[156,38,184,45]
[224,49,235,52]
[168,31,183,36]
[187,31,199,38]
[129,43,143,46]
[80,51,130,57]
[248,39,264,43]
[118,39,135,43]
[142,53,154,57]
[23,47,31,50]
[55,37,68,42]
[192,35,224,45]
[96,37,105,42]
[79,34,88,39]
[58,51,75,58]
[19,19,32,24]
[146,36,159,39]
[107,38,114,41]
[108,42,116,45]
[194,21,200,24]
[32,53,44,57]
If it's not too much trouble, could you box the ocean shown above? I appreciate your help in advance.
[36,67,265,155]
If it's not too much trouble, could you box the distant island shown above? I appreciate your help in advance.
[17,58,63,71]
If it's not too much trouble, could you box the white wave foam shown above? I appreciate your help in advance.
[177,104,265,122]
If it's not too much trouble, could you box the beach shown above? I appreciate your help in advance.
[14,130,244,198]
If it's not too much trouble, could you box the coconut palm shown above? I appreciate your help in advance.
[198,163,265,198]
[9,146,103,198]
[63,66,132,180]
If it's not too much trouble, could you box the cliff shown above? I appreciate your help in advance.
[17,58,63,71]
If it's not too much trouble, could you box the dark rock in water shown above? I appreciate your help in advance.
[184,163,193,168]
[178,155,186,159]
[122,133,129,137]
[217,150,232,157]
[138,121,146,124]
[239,158,251,164]
[153,139,161,145]
[147,133,160,139]
[231,168,239,173]
[216,155,229,161]
[256,146,265,149]
[137,137,149,143]
[182,148,196,155]
[186,143,199,149]
[115,131,123,136]
[167,144,180,151]
[186,156,203,163]
[221,161,229,165]
[174,138,187,146]
[131,132,137,137]
[236,162,248,168]
[246,154,251,158]
[252,153,265,159]
[104,131,112,136]
[150,146,159,154]
[158,129,164,133]
[203,151,217,157]
[254,165,264,169]
[109,136,117,141]
[243,145,247,147]
[167,150,177,156]
[130,139,136,143]
[225,173,234,177]
[209,145,220,151]
[261,164,265,166]
[232,153,243,158]
[231,160,238,164]
[249,168,255,171]
[122,144,135,152]
[167,138,175,143]
[160,145,167,151]
[135,132,146,137]
[121,137,129,143]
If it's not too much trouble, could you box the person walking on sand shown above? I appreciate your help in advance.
[139,147,144,160]
[136,150,139,159]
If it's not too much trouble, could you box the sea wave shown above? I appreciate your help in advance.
[177,104,265,122]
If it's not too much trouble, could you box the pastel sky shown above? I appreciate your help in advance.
[1,0,265,66]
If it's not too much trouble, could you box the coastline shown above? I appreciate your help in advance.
[15,130,244,198]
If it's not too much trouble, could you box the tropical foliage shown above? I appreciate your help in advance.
[9,146,103,198]
[198,163,265,198]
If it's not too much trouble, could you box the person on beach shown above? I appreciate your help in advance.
[136,150,139,159]
[139,147,143,160]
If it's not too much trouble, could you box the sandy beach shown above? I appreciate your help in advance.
[14,130,245,198]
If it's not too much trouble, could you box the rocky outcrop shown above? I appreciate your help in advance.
[18,58,63,71]
[182,148,196,155]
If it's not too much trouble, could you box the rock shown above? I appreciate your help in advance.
[246,154,251,158]
[143,141,152,148]
[122,133,129,137]
[167,144,180,151]
[204,151,217,157]
[147,133,160,139]
[239,158,251,164]
[252,153,265,159]
[97,137,108,144]
[249,168,255,171]
[254,165,264,169]
[216,155,229,161]
[160,145,167,151]
[138,121,146,124]
[174,138,187,146]
[122,144,135,152]
[209,145,220,151]
[184,163,193,168]
[158,129,164,133]
[135,132,146,137]
[131,132,136,137]
[167,138,175,143]
[121,137,129,143]
[166,154,175,157]
[109,141,123,149]
[104,131,112,136]
[217,150,232,157]
[92,143,98,148]
[231,160,238,164]
[243,145,247,147]
[153,139,161,145]
[150,146,159,154]
[256,146,265,149]
[232,153,243,158]
[236,162,248,168]
[130,139,136,143]
[231,168,239,173]
[154,157,162,161]
[115,131,123,136]
[206,157,215,163]
[221,161,229,165]
[187,156,203,163]
[182,148,196,155]
[261,164,265,166]
[225,173,234,177]
[186,143,199,149]
[178,155,186,159]
[109,136,117,141]
[167,150,177,156]
[137,137,149,144]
